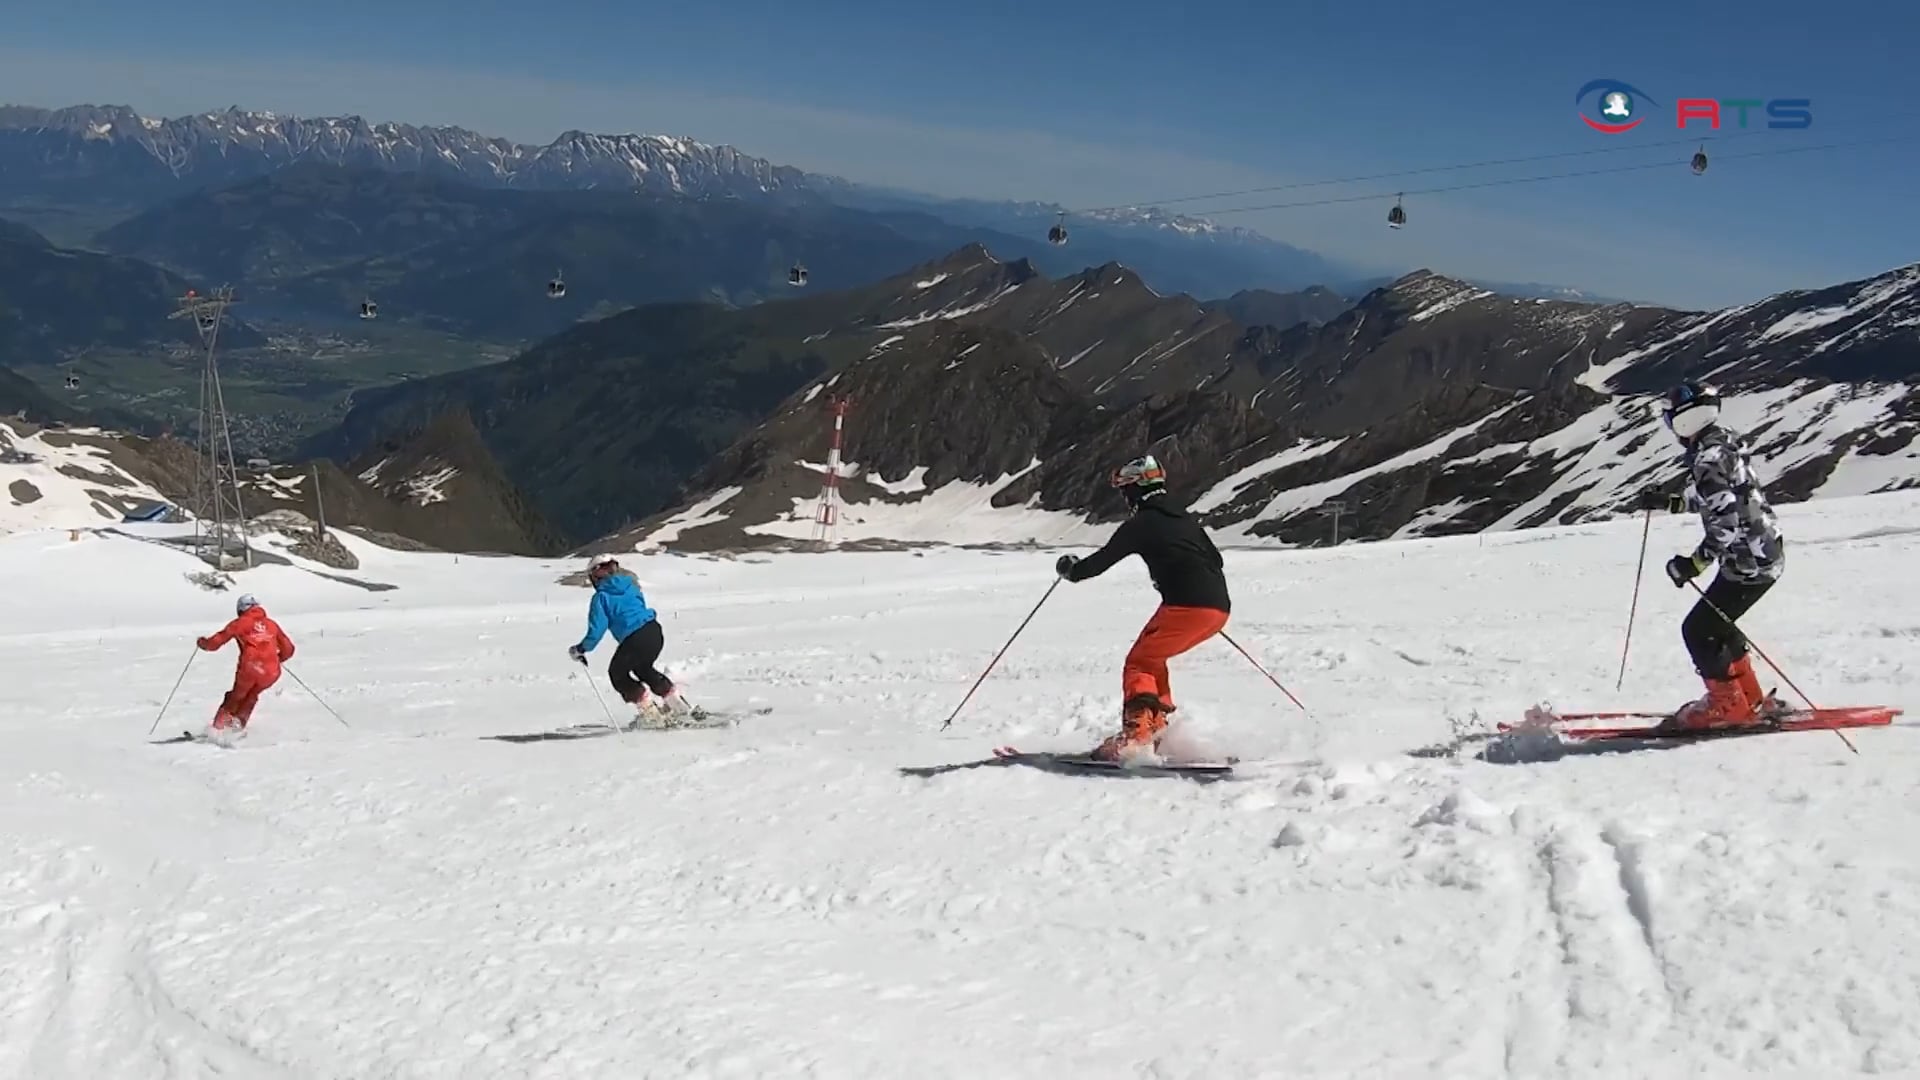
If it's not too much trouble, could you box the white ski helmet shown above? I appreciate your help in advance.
[235,593,259,615]
[586,553,618,574]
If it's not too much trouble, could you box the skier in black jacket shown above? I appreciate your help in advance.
[1055,455,1231,760]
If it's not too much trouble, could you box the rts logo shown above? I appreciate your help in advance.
[1575,79,1813,132]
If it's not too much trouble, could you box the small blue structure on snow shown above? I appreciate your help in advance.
[122,501,173,523]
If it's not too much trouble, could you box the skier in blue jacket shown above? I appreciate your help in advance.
[569,553,687,719]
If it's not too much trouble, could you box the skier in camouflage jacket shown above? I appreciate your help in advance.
[1638,381,1786,729]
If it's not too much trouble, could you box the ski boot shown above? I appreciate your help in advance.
[206,710,245,746]
[656,687,698,727]
[1732,655,1794,723]
[1091,693,1170,761]
[1669,656,1768,731]
[620,689,667,731]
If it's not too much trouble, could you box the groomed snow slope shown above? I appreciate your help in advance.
[3,497,1917,1077]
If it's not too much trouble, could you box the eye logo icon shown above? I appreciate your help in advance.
[1576,79,1658,133]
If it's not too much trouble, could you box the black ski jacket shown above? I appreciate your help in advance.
[1066,497,1231,612]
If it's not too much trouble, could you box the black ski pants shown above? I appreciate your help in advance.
[608,619,674,703]
[1682,572,1775,679]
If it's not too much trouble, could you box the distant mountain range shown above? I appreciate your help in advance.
[85,163,1068,341]
[289,232,1920,549]
[0,104,827,203]
[20,98,1898,560]
[0,102,1603,302]
[620,256,1920,550]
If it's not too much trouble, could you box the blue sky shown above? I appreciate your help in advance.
[0,0,1912,308]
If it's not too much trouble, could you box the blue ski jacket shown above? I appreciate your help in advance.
[576,571,658,652]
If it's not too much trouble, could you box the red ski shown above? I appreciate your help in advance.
[1500,706,1898,742]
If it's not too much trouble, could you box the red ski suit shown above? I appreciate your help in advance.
[197,607,295,727]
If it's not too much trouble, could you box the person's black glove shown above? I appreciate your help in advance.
[1665,552,1707,587]
[1055,554,1077,579]
[1635,488,1687,514]
[568,644,587,664]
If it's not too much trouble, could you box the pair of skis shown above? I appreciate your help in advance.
[989,744,1237,777]
[1498,704,1898,744]
[151,727,247,748]
[579,704,771,738]
[988,699,1899,776]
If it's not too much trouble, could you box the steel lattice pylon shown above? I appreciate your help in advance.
[811,396,851,544]
[169,287,252,569]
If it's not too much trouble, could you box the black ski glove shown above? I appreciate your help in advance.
[1635,488,1686,514]
[1665,552,1707,587]
[1055,554,1078,579]
[568,644,587,664]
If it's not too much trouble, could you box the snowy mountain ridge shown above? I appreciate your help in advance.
[0,103,1231,243]
[0,411,562,554]
[615,256,1920,551]
[0,103,819,200]
[0,419,172,533]
[6,102,1624,299]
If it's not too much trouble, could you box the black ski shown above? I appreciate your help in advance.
[990,745,1236,778]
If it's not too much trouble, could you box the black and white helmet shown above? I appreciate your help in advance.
[1111,454,1168,506]
[1110,454,1166,490]
[1660,381,1721,441]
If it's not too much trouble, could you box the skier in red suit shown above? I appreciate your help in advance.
[197,593,295,734]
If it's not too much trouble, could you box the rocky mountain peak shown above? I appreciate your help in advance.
[568,249,1920,551]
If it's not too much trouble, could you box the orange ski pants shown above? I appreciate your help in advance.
[1123,604,1230,708]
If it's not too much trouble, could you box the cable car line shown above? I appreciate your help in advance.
[1140,132,1918,221]
[1070,115,1920,218]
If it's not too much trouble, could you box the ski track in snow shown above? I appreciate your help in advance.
[3,500,1920,1077]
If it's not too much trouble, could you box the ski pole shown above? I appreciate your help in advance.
[1684,578,1854,755]
[573,652,620,727]
[579,665,619,728]
[284,667,350,728]
[148,646,199,735]
[1616,509,1653,691]
[1219,630,1307,712]
[940,577,1061,730]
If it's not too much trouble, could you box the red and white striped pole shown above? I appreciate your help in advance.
[813,396,849,543]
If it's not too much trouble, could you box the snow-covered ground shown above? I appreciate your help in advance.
[3,493,1917,1077]
[0,422,168,536]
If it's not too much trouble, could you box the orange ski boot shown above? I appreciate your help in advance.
[1670,664,1762,731]
[1726,654,1794,721]
[1091,694,1169,761]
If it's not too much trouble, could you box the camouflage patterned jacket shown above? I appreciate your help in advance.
[1683,426,1785,583]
